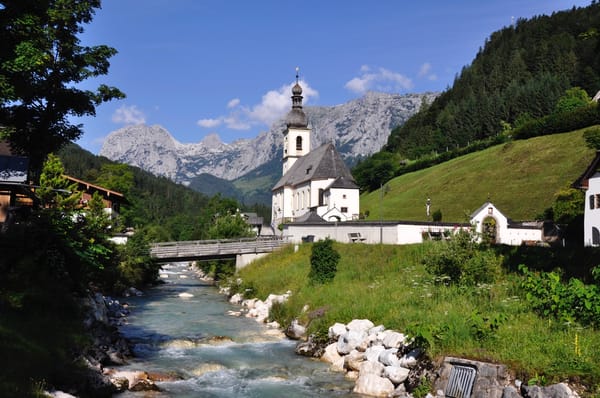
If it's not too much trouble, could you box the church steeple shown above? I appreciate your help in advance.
[282,67,311,175]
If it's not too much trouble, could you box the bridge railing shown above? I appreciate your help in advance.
[150,236,289,259]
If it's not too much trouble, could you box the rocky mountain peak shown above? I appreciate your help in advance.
[100,91,439,184]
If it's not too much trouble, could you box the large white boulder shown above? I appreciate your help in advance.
[359,360,385,376]
[228,293,243,304]
[353,373,395,397]
[365,344,386,363]
[347,319,375,333]
[328,322,347,339]
[399,348,421,368]
[384,365,410,384]
[381,331,406,349]
[337,330,367,355]
[378,348,401,367]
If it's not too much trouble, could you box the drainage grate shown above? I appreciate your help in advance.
[446,364,477,398]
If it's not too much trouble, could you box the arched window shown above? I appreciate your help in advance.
[593,227,600,246]
[296,136,302,151]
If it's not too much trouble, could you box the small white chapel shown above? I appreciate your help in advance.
[271,71,360,227]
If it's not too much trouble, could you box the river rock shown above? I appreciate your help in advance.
[521,382,580,398]
[381,331,406,349]
[285,319,307,340]
[344,349,366,371]
[337,330,367,355]
[229,293,243,304]
[178,292,193,298]
[365,344,386,363]
[384,365,410,384]
[353,373,395,397]
[359,360,385,376]
[321,343,345,371]
[347,319,375,333]
[329,322,347,339]
[379,348,401,367]
[399,348,421,369]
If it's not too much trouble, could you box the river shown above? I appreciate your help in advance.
[114,262,358,397]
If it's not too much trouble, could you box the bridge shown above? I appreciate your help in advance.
[150,236,289,268]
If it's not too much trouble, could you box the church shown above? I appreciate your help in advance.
[271,73,360,228]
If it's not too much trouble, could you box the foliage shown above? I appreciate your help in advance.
[512,103,600,140]
[308,238,340,284]
[469,310,508,341]
[422,229,502,285]
[583,126,600,149]
[431,209,442,222]
[380,3,600,162]
[37,153,81,209]
[552,187,584,224]
[352,151,400,192]
[554,87,592,114]
[113,230,160,292]
[0,0,125,180]
[207,211,254,239]
[519,265,600,328]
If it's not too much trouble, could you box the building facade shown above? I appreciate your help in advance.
[272,74,360,227]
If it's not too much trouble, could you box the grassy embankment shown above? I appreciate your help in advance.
[236,242,600,391]
[360,129,597,222]
[234,130,600,393]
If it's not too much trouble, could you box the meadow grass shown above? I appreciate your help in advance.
[235,242,600,393]
[360,129,597,222]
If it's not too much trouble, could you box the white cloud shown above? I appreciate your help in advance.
[112,105,146,125]
[227,98,240,108]
[196,80,319,131]
[345,66,413,94]
[197,118,222,128]
[418,62,437,81]
[418,63,431,77]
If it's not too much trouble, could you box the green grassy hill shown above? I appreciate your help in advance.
[360,129,597,223]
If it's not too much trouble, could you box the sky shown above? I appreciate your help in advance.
[74,0,592,154]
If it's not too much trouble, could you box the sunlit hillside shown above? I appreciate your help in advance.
[360,128,597,223]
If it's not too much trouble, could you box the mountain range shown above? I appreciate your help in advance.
[100,91,438,204]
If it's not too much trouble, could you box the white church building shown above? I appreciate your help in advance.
[574,150,600,246]
[272,74,360,227]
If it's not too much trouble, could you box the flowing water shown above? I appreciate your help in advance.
[115,262,357,397]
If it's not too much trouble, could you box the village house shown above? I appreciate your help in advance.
[271,73,360,228]
[573,150,600,246]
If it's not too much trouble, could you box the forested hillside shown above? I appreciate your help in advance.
[58,144,270,241]
[385,3,600,159]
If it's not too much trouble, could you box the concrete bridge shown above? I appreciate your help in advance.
[150,236,289,268]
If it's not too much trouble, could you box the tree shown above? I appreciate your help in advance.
[554,87,592,114]
[308,238,340,285]
[0,0,124,181]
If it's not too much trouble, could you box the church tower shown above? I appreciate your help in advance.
[282,68,311,175]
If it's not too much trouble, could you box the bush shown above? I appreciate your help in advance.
[583,126,600,150]
[308,238,340,284]
[423,229,502,285]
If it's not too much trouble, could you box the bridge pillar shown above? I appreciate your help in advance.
[236,252,270,270]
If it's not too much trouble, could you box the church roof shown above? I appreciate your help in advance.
[273,143,356,190]
[572,150,600,190]
[327,175,359,190]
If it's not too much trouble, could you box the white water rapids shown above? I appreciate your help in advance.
[114,262,358,397]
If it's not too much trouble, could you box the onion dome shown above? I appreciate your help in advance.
[286,69,308,128]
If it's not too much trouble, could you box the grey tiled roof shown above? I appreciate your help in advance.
[272,143,356,190]
[327,175,359,190]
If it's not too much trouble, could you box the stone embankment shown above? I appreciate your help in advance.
[227,289,581,398]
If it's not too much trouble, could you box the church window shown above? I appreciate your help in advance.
[341,207,348,213]
[597,194,600,209]
[591,195,595,210]
[343,194,347,199]
[593,227,600,246]
[318,189,324,206]
[296,136,303,151]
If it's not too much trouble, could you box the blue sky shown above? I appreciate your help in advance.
[75,0,592,153]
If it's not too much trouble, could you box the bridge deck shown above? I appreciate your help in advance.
[150,236,288,262]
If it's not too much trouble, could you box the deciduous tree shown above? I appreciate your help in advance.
[0,0,124,181]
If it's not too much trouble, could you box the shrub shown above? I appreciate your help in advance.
[583,126,600,150]
[423,229,502,285]
[308,238,340,284]
[432,209,442,222]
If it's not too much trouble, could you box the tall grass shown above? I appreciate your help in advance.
[235,242,600,392]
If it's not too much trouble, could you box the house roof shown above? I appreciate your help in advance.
[272,143,356,190]
[572,150,600,190]
[64,175,125,199]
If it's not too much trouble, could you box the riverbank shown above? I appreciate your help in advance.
[231,242,600,396]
